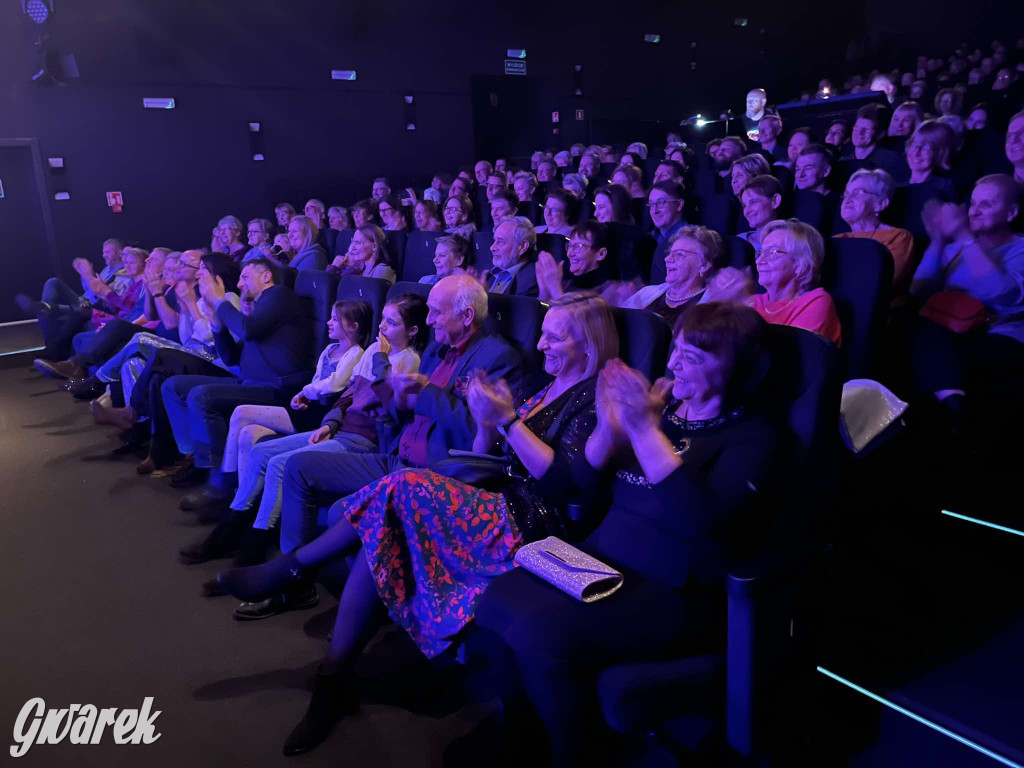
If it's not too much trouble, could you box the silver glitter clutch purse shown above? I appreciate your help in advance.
[514,537,624,602]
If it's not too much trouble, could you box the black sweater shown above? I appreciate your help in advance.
[579,407,778,589]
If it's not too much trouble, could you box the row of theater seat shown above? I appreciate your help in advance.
[292,271,673,382]
[293,228,891,386]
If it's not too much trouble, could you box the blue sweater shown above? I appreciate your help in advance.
[213,284,313,384]
[289,244,329,271]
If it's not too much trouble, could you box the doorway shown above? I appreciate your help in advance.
[0,140,60,326]
[470,75,557,163]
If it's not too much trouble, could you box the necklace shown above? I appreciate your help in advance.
[665,287,704,305]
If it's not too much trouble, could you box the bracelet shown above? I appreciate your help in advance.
[496,416,520,439]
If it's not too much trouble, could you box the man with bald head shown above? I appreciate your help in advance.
[744,88,767,136]
[254,273,524,618]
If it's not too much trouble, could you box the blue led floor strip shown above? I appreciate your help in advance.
[817,667,1023,768]
[0,346,44,358]
[941,510,1024,538]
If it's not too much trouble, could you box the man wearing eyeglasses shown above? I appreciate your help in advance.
[647,181,688,284]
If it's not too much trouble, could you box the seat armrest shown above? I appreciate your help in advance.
[274,370,314,393]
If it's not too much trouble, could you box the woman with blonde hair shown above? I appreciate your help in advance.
[328,224,396,282]
[729,154,772,198]
[748,218,841,344]
[286,215,329,271]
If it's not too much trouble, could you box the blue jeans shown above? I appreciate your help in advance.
[233,430,377,530]
[278,450,407,553]
[161,375,282,467]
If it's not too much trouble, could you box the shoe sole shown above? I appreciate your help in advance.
[34,361,68,379]
[233,594,320,622]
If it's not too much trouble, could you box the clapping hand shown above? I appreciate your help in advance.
[922,200,970,245]
[86,275,108,297]
[599,279,643,307]
[601,359,662,434]
[390,372,429,409]
[72,258,96,278]
[467,372,516,428]
[535,250,564,301]
[197,269,227,303]
[705,267,754,302]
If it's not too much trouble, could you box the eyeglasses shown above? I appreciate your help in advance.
[758,246,790,261]
[907,141,935,152]
[567,241,593,254]
[646,199,681,210]
[544,204,566,214]
[247,229,265,235]
[179,263,200,271]
[665,248,703,261]
[842,187,877,200]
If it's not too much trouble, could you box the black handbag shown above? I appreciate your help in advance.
[432,449,512,491]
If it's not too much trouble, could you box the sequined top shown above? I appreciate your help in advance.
[501,374,599,541]
[581,404,777,589]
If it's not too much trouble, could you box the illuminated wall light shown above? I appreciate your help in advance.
[143,98,175,109]
[507,48,526,59]
[331,70,357,81]
[252,154,265,161]
[54,191,70,200]
[406,123,416,131]
[248,122,261,132]
[643,34,661,43]
[47,157,64,168]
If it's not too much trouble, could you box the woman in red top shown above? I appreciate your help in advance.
[749,219,842,345]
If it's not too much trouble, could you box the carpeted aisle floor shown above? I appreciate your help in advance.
[0,357,484,767]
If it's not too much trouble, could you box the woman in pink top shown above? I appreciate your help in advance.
[749,219,842,345]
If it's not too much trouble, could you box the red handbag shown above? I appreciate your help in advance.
[919,291,989,334]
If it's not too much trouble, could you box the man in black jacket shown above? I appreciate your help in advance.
[161,258,312,498]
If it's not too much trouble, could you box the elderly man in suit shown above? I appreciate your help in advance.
[486,217,540,297]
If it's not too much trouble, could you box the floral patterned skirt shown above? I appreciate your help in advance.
[339,467,523,658]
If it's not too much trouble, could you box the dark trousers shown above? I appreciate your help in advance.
[41,277,83,308]
[474,568,723,768]
[911,318,1024,399]
[278,450,406,552]
[161,373,283,468]
[38,306,92,359]
[70,319,144,369]
[132,348,231,463]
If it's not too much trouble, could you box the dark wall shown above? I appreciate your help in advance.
[0,0,865,267]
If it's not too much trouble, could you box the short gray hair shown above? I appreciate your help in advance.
[562,173,588,197]
[512,171,538,189]
[218,215,242,233]
[507,216,536,255]
[444,274,488,328]
[847,168,895,203]
[762,219,825,292]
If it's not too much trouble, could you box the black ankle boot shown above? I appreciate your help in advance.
[282,670,358,757]
[217,550,309,601]
[178,514,250,564]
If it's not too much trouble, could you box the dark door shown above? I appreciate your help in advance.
[0,143,58,324]
[471,75,556,164]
